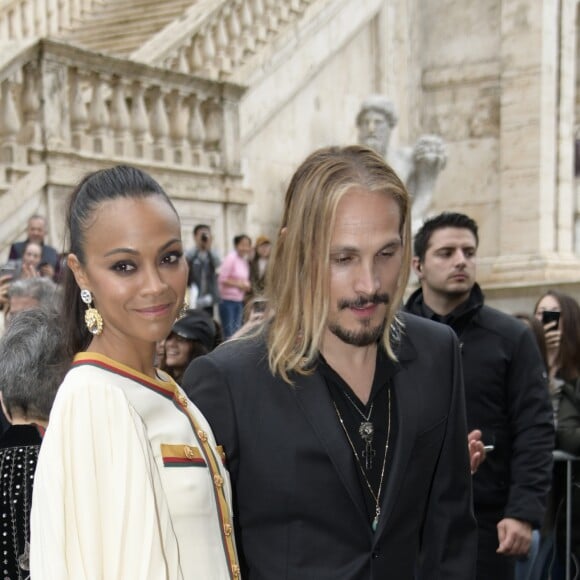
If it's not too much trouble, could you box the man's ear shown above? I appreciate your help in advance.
[411,256,423,278]
[67,254,89,290]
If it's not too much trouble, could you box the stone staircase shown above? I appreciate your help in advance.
[0,0,338,254]
[61,0,198,56]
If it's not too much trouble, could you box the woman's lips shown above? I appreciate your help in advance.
[135,304,172,317]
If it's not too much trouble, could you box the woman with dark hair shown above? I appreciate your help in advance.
[0,308,68,580]
[161,309,217,383]
[532,290,580,434]
[532,290,580,579]
[30,166,239,579]
[534,290,580,385]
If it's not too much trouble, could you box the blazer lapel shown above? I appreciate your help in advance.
[292,371,369,527]
[374,333,419,538]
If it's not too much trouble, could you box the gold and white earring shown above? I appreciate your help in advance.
[80,289,103,336]
[178,301,189,319]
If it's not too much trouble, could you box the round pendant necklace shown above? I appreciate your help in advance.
[342,390,375,470]
[333,389,391,532]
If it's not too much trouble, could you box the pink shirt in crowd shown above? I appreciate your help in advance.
[218,251,250,302]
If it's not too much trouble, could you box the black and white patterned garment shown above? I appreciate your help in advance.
[0,425,42,580]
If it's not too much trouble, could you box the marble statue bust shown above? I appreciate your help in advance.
[356,95,447,234]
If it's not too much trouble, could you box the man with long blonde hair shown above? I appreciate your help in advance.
[183,145,477,578]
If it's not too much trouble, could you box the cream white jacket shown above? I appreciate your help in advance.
[31,352,239,580]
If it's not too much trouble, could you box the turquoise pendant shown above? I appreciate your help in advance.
[372,516,379,532]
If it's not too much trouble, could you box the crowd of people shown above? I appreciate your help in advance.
[0,147,577,578]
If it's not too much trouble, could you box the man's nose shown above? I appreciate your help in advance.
[354,262,380,295]
[454,250,468,266]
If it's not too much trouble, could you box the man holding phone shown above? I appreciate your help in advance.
[185,224,221,317]
[405,212,554,580]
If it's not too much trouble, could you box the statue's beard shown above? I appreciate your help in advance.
[359,135,387,157]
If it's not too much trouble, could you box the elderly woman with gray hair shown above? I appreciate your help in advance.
[0,308,68,579]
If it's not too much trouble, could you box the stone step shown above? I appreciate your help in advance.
[68,2,192,27]
[69,21,175,44]
[64,0,193,54]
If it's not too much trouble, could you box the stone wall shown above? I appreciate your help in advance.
[238,0,580,308]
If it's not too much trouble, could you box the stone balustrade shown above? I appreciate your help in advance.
[133,0,316,80]
[0,0,99,40]
[0,38,245,176]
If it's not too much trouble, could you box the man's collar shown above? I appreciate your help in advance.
[405,283,484,327]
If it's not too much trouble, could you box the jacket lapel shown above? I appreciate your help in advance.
[292,370,369,527]
[374,330,420,538]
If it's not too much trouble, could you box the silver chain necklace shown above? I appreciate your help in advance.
[333,389,391,532]
[341,391,375,469]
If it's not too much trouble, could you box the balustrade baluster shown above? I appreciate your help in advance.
[22,1,35,36]
[277,0,290,22]
[264,0,278,33]
[168,90,186,164]
[215,18,231,76]
[11,3,23,39]
[188,96,205,166]
[88,73,110,154]
[289,0,303,14]
[110,78,130,156]
[47,0,58,35]
[150,87,169,161]
[189,38,204,74]
[21,63,42,153]
[35,0,47,36]
[0,79,22,164]
[176,48,189,74]
[70,0,81,22]
[0,11,7,40]
[130,82,150,159]
[227,6,243,66]
[251,0,267,43]
[240,0,256,54]
[58,0,70,30]
[202,29,218,79]
[204,99,222,168]
[70,69,89,150]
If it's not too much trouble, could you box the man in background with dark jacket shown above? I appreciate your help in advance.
[186,224,221,317]
[405,211,554,580]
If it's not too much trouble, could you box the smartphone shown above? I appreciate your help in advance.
[0,262,17,279]
[252,299,268,314]
[541,310,560,329]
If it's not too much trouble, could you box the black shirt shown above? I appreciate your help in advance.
[318,347,399,527]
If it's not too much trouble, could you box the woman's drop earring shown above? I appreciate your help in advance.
[81,289,103,336]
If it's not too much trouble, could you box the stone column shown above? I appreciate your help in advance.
[498,0,558,256]
[555,0,577,254]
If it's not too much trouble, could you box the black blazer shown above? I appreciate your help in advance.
[183,312,477,579]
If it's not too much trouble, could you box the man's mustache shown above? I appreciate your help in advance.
[338,293,390,310]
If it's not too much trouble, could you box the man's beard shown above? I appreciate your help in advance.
[327,293,390,347]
